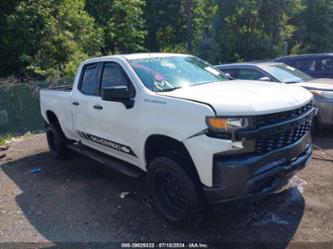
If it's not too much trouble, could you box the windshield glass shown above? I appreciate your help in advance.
[263,64,312,83]
[128,56,228,92]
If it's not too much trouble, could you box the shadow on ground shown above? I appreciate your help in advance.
[1,146,307,249]
[313,127,333,150]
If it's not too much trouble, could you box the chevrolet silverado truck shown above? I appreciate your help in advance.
[40,53,315,225]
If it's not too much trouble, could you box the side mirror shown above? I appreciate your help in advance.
[101,86,134,109]
[259,76,271,82]
[102,86,130,101]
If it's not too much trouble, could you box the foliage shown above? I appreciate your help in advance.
[203,0,303,63]
[105,0,147,53]
[0,134,12,146]
[4,0,103,78]
[0,0,333,79]
[290,0,333,54]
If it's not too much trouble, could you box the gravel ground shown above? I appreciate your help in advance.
[0,132,332,248]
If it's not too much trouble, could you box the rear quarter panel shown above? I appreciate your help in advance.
[40,90,76,140]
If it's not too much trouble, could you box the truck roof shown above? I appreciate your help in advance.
[275,53,333,61]
[83,53,192,64]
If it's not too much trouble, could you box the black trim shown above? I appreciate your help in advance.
[76,130,137,157]
[204,134,312,203]
[236,108,315,140]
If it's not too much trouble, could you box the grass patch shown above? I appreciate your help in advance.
[0,134,12,146]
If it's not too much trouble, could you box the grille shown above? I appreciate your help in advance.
[255,102,312,128]
[255,121,311,155]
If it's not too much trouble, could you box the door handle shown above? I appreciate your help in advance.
[93,104,103,110]
[72,101,79,106]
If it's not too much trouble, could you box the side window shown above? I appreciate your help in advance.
[295,59,316,72]
[320,57,333,72]
[237,68,266,80]
[80,63,99,95]
[101,63,135,97]
[220,69,238,79]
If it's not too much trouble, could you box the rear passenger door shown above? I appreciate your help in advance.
[71,62,103,149]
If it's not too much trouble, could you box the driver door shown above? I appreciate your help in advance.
[88,62,140,165]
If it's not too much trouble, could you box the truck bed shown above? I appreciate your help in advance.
[40,86,74,139]
[44,85,72,92]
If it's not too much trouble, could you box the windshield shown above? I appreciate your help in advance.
[262,64,312,83]
[128,56,228,92]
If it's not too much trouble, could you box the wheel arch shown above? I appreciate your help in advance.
[144,134,201,184]
[45,110,59,125]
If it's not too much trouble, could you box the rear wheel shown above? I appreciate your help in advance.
[46,122,68,159]
[147,152,206,226]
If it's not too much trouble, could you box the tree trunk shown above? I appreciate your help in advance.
[185,0,193,53]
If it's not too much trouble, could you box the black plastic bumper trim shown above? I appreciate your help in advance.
[204,134,312,204]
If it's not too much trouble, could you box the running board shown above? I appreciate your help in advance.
[67,143,143,178]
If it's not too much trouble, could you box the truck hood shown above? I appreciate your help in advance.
[158,80,312,116]
[293,78,333,91]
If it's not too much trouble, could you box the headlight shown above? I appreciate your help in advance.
[310,90,333,100]
[206,117,249,132]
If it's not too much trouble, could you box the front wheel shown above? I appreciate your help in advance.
[147,152,206,226]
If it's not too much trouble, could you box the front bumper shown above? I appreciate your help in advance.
[204,133,312,204]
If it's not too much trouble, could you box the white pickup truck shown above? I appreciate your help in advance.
[40,53,315,225]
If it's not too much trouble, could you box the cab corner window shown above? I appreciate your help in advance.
[80,63,99,95]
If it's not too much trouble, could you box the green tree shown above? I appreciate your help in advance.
[86,0,146,54]
[144,0,187,52]
[106,0,146,53]
[205,0,302,63]
[291,0,333,53]
[5,0,104,78]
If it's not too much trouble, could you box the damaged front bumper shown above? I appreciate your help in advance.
[204,133,312,204]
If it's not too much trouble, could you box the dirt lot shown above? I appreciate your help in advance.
[0,132,332,248]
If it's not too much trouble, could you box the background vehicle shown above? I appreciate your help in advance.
[40,53,314,225]
[274,53,333,79]
[216,62,333,129]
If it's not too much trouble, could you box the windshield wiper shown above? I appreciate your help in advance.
[158,87,182,92]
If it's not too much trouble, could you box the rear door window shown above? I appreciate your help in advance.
[319,57,333,72]
[294,59,316,72]
[79,63,100,95]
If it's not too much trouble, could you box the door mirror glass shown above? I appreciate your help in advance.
[102,86,130,101]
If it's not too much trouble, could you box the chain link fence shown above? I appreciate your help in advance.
[0,83,46,137]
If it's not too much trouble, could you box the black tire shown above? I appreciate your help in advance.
[46,122,68,159]
[147,152,206,226]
